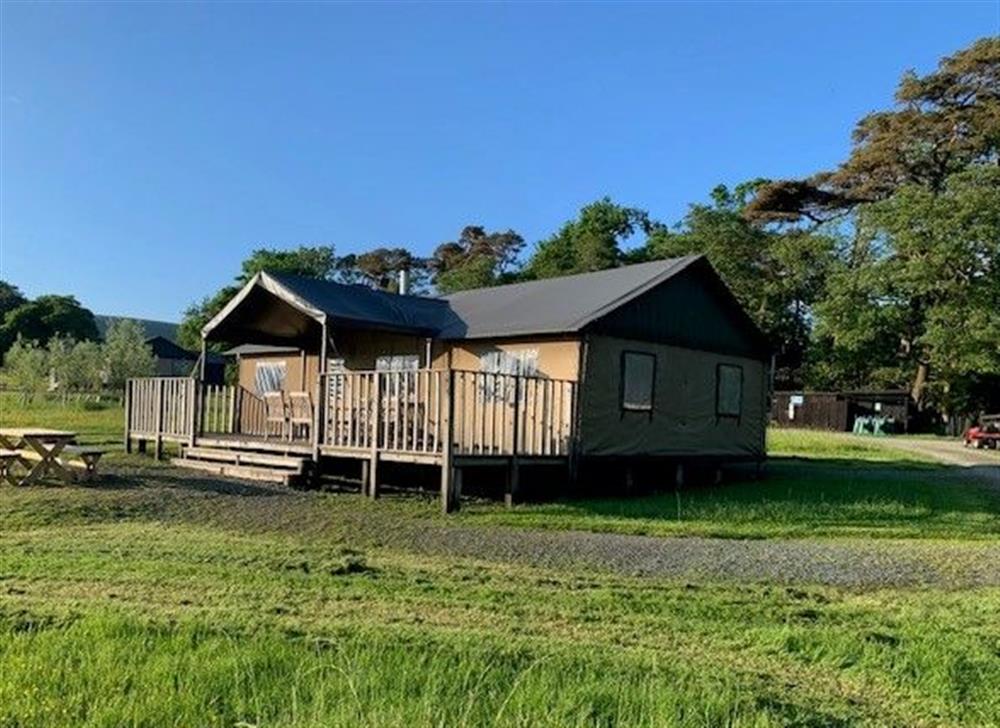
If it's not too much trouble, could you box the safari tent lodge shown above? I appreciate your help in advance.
[124,256,770,511]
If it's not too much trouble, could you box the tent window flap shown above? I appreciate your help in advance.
[717,364,743,417]
[621,351,655,412]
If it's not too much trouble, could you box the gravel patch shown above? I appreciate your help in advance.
[385,523,1000,588]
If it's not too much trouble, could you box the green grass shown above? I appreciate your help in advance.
[0,392,123,446]
[460,429,999,540]
[2,401,999,725]
[2,518,999,727]
[767,427,938,462]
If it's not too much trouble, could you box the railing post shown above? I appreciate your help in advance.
[312,375,324,464]
[369,372,381,499]
[441,369,457,513]
[187,378,198,446]
[123,379,133,454]
[154,378,164,460]
[507,375,521,508]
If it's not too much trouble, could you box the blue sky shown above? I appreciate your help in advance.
[2,2,997,321]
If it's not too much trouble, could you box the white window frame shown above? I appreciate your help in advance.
[254,361,287,395]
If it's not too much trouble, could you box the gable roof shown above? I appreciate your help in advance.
[202,271,458,340]
[439,256,701,339]
[202,255,768,357]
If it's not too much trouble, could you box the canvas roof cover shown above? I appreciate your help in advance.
[202,256,767,355]
[438,256,701,339]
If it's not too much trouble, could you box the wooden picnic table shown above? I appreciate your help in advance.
[0,428,78,485]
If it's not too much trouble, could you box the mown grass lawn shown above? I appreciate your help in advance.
[461,429,1000,540]
[2,402,999,726]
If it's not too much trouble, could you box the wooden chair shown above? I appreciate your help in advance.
[263,392,289,440]
[288,391,312,441]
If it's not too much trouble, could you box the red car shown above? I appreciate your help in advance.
[964,423,1000,449]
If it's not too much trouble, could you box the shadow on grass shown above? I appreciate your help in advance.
[85,470,291,498]
[476,457,1000,539]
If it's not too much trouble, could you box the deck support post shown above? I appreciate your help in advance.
[674,462,685,488]
[505,457,519,508]
[360,459,371,496]
[124,379,133,454]
[713,466,723,485]
[441,370,457,513]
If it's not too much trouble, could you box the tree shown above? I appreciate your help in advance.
[524,198,652,279]
[103,319,155,391]
[813,167,1000,413]
[0,295,98,351]
[237,245,338,284]
[431,226,524,293]
[0,280,27,320]
[48,335,106,392]
[746,37,1000,225]
[3,337,49,402]
[643,182,836,387]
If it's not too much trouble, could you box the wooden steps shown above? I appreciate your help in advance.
[172,446,309,485]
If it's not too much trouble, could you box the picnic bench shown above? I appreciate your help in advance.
[0,428,106,485]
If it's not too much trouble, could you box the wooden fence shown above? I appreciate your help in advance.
[321,369,576,458]
[125,378,197,453]
[128,370,578,461]
[125,379,270,452]
[200,384,269,438]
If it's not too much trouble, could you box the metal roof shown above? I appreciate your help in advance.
[202,255,752,345]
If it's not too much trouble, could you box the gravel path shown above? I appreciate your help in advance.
[145,468,1000,589]
[39,457,1000,589]
[388,522,1000,588]
[879,436,1000,466]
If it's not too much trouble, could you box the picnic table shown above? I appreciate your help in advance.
[0,428,77,485]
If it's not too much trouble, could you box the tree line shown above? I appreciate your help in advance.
[0,283,156,398]
[3,38,996,418]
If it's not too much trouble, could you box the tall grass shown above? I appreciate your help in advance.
[1,613,821,728]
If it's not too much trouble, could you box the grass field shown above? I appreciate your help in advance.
[2,401,999,726]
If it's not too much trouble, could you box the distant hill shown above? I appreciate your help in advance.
[94,315,179,343]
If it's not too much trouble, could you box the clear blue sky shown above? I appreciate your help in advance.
[2,2,996,321]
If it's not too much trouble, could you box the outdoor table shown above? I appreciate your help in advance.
[0,428,78,485]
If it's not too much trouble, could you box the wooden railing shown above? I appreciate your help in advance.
[320,369,576,458]
[125,377,197,454]
[127,370,578,461]
[323,370,448,455]
[199,384,269,438]
[452,371,576,457]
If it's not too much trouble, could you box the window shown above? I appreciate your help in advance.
[480,349,539,377]
[375,354,420,371]
[716,364,743,417]
[326,358,346,398]
[255,361,287,395]
[621,352,655,412]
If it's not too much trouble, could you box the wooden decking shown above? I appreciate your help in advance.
[125,369,578,511]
